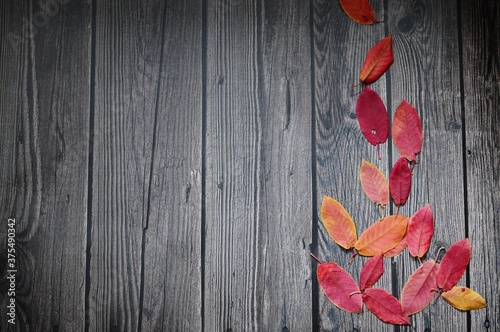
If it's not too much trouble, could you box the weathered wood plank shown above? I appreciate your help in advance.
[139,0,203,330]
[205,0,313,330]
[460,0,500,330]
[0,0,90,330]
[312,0,394,330]
[88,1,166,330]
[387,0,467,330]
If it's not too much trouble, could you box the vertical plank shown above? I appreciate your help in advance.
[89,0,165,329]
[139,0,203,330]
[460,0,500,330]
[387,0,466,330]
[0,0,90,330]
[312,0,393,330]
[205,0,312,330]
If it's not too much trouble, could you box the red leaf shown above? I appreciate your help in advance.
[392,100,423,162]
[401,260,439,315]
[383,233,407,258]
[389,157,412,208]
[407,205,434,258]
[355,215,408,256]
[317,262,363,313]
[359,36,394,84]
[362,288,411,325]
[436,239,471,292]
[359,254,384,290]
[339,0,377,25]
[320,196,358,249]
[356,88,390,155]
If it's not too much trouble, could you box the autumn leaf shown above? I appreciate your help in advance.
[356,88,390,158]
[355,215,408,256]
[392,100,423,163]
[407,205,434,258]
[359,35,394,84]
[436,239,471,292]
[401,260,439,316]
[389,157,412,210]
[339,0,377,25]
[321,196,357,249]
[383,233,407,258]
[317,261,363,313]
[442,286,487,311]
[362,288,411,325]
[359,254,384,290]
[359,159,389,206]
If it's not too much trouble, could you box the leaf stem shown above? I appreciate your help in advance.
[309,253,322,264]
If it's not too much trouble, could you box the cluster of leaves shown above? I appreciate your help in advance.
[311,0,487,326]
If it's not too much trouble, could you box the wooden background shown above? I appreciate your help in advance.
[0,0,498,330]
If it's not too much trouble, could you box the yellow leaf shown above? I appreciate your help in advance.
[442,286,486,311]
[320,196,357,249]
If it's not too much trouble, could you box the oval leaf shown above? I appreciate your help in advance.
[339,0,377,25]
[362,288,411,325]
[401,260,439,316]
[436,239,471,292]
[389,157,412,208]
[383,233,407,258]
[355,215,408,256]
[359,159,389,206]
[392,100,423,162]
[359,35,394,84]
[359,254,384,290]
[317,262,363,313]
[320,196,357,249]
[407,205,434,258]
[356,87,390,152]
[442,286,487,311]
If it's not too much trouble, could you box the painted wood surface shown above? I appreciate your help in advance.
[0,0,498,331]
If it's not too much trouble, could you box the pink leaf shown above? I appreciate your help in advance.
[407,205,434,258]
[401,260,439,315]
[359,254,384,290]
[362,288,411,325]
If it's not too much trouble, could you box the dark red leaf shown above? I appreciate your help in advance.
[436,239,471,292]
[356,86,389,153]
[407,205,434,258]
[362,288,411,325]
[359,36,394,84]
[389,157,412,208]
[317,262,363,313]
[359,254,384,290]
[401,260,439,315]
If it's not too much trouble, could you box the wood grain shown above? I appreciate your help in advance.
[387,0,467,330]
[139,0,203,330]
[312,0,394,330]
[205,0,313,330]
[460,0,500,330]
[0,0,90,330]
[88,0,165,329]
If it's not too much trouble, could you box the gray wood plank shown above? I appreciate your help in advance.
[139,0,203,330]
[205,0,313,330]
[0,0,90,330]
[88,0,166,330]
[387,0,467,330]
[312,0,395,330]
[460,0,500,330]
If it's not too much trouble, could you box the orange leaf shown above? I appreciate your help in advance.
[339,0,377,25]
[359,35,394,84]
[360,159,389,207]
[355,215,408,256]
[392,100,423,162]
[442,286,487,311]
[320,196,357,249]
